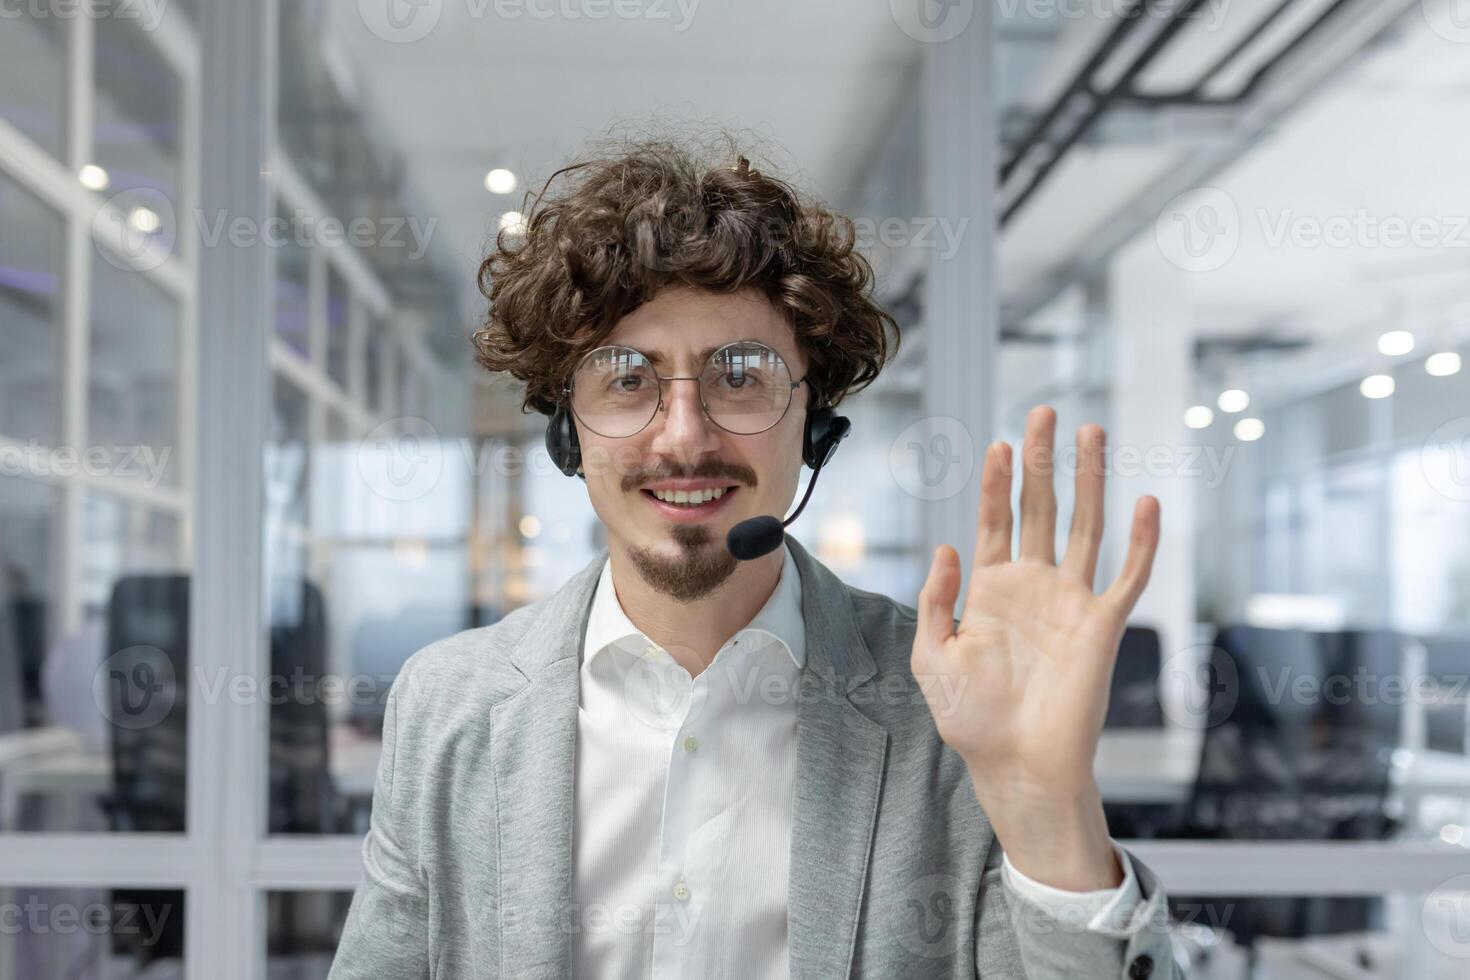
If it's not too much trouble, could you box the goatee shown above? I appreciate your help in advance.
[626,523,738,602]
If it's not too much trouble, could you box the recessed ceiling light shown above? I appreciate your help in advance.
[79,164,109,191]
[1359,374,1395,399]
[1217,389,1249,414]
[128,206,161,233]
[1377,330,1415,356]
[1426,352,1462,377]
[1233,417,1265,442]
[499,211,526,235]
[485,168,517,194]
[1183,405,1214,429]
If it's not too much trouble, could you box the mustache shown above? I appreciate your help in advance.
[621,458,758,492]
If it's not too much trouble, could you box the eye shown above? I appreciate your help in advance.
[614,374,644,392]
[717,365,766,389]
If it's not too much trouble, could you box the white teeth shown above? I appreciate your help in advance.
[651,487,729,506]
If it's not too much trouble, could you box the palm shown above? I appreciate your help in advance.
[912,407,1160,799]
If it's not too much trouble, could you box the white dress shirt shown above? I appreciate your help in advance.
[570,544,1140,978]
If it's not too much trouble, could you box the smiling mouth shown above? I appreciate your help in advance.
[644,486,733,506]
[638,486,740,519]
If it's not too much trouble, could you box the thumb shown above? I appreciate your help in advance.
[916,545,962,653]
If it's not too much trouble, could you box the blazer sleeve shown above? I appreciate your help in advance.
[974,838,1180,980]
[328,659,431,979]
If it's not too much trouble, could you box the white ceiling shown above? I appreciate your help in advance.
[322,0,921,318]
[1166,12,1470,342]
[321,0,1470,408]
[1004,1,1470,387]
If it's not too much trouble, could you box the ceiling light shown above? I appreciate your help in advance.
[1217,389,1249,414]
[1377,330,1415,356]
[1233,418,1265,442]
[1359,374,1395,399]
[499,211,526,235]
[1426,352,1462,377]
[484,168,517,194]
[128,206,161,233]
[79,164,109,191]
[1183,405,1214,429]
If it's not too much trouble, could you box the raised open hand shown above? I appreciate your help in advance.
[911,405,1160,889]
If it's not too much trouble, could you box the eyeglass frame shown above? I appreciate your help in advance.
[561,339,813,438]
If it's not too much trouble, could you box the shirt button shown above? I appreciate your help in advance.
[673,881,690,901]
[683,735,699,753]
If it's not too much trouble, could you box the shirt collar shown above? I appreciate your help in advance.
[583,541,805,670]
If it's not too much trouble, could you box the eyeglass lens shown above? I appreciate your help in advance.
[570,341,793,437]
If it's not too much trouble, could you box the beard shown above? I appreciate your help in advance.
[625,522,738,602]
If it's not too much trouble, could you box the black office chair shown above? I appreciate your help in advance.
[104,574,189,835]
[1166,626,1402,976]
[101,574,340,961]
[12,593,46,728]
[1102,626,1170,839]
[268,577,336,835]
[1106,625,1165,728]
[103,574,190,965]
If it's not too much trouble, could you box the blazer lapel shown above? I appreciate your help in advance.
[490,553,605,979]
[784,537,890,980]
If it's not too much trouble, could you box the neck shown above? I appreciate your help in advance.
[606,540,784,678]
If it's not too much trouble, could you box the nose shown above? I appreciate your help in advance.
[647,377,720,461]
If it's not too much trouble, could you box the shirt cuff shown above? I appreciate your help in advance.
[1000,842,1142,937]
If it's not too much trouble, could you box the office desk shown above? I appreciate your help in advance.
[0,725,381,831]
[7,725,1470,830]
[1095,729,1202,804]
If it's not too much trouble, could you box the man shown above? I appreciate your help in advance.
[329,138,1178,978]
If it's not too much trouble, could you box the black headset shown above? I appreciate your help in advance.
[544,400,850,478]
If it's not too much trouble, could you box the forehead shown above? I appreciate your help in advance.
[602,286,802,368]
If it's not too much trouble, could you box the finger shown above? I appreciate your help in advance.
[1103,495,1161,614]
[1059,424,1106,587]
[973,441,1014,568]
[917,545,962,652]
[1017,405,1058,564]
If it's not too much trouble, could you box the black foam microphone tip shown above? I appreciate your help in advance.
[726,515,785,561]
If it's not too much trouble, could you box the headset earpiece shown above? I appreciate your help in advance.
[545,404,583,477]
[802,405,851,470]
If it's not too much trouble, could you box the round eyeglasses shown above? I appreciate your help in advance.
[566,340,806,439]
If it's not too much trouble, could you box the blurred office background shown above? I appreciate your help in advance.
[3,0,1470,975]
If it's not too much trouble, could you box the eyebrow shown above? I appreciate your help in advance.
[641,342,743,367]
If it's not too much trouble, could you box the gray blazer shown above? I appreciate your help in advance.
[329,536,1180,979]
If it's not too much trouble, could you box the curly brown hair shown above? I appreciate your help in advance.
[472,132,898,416]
